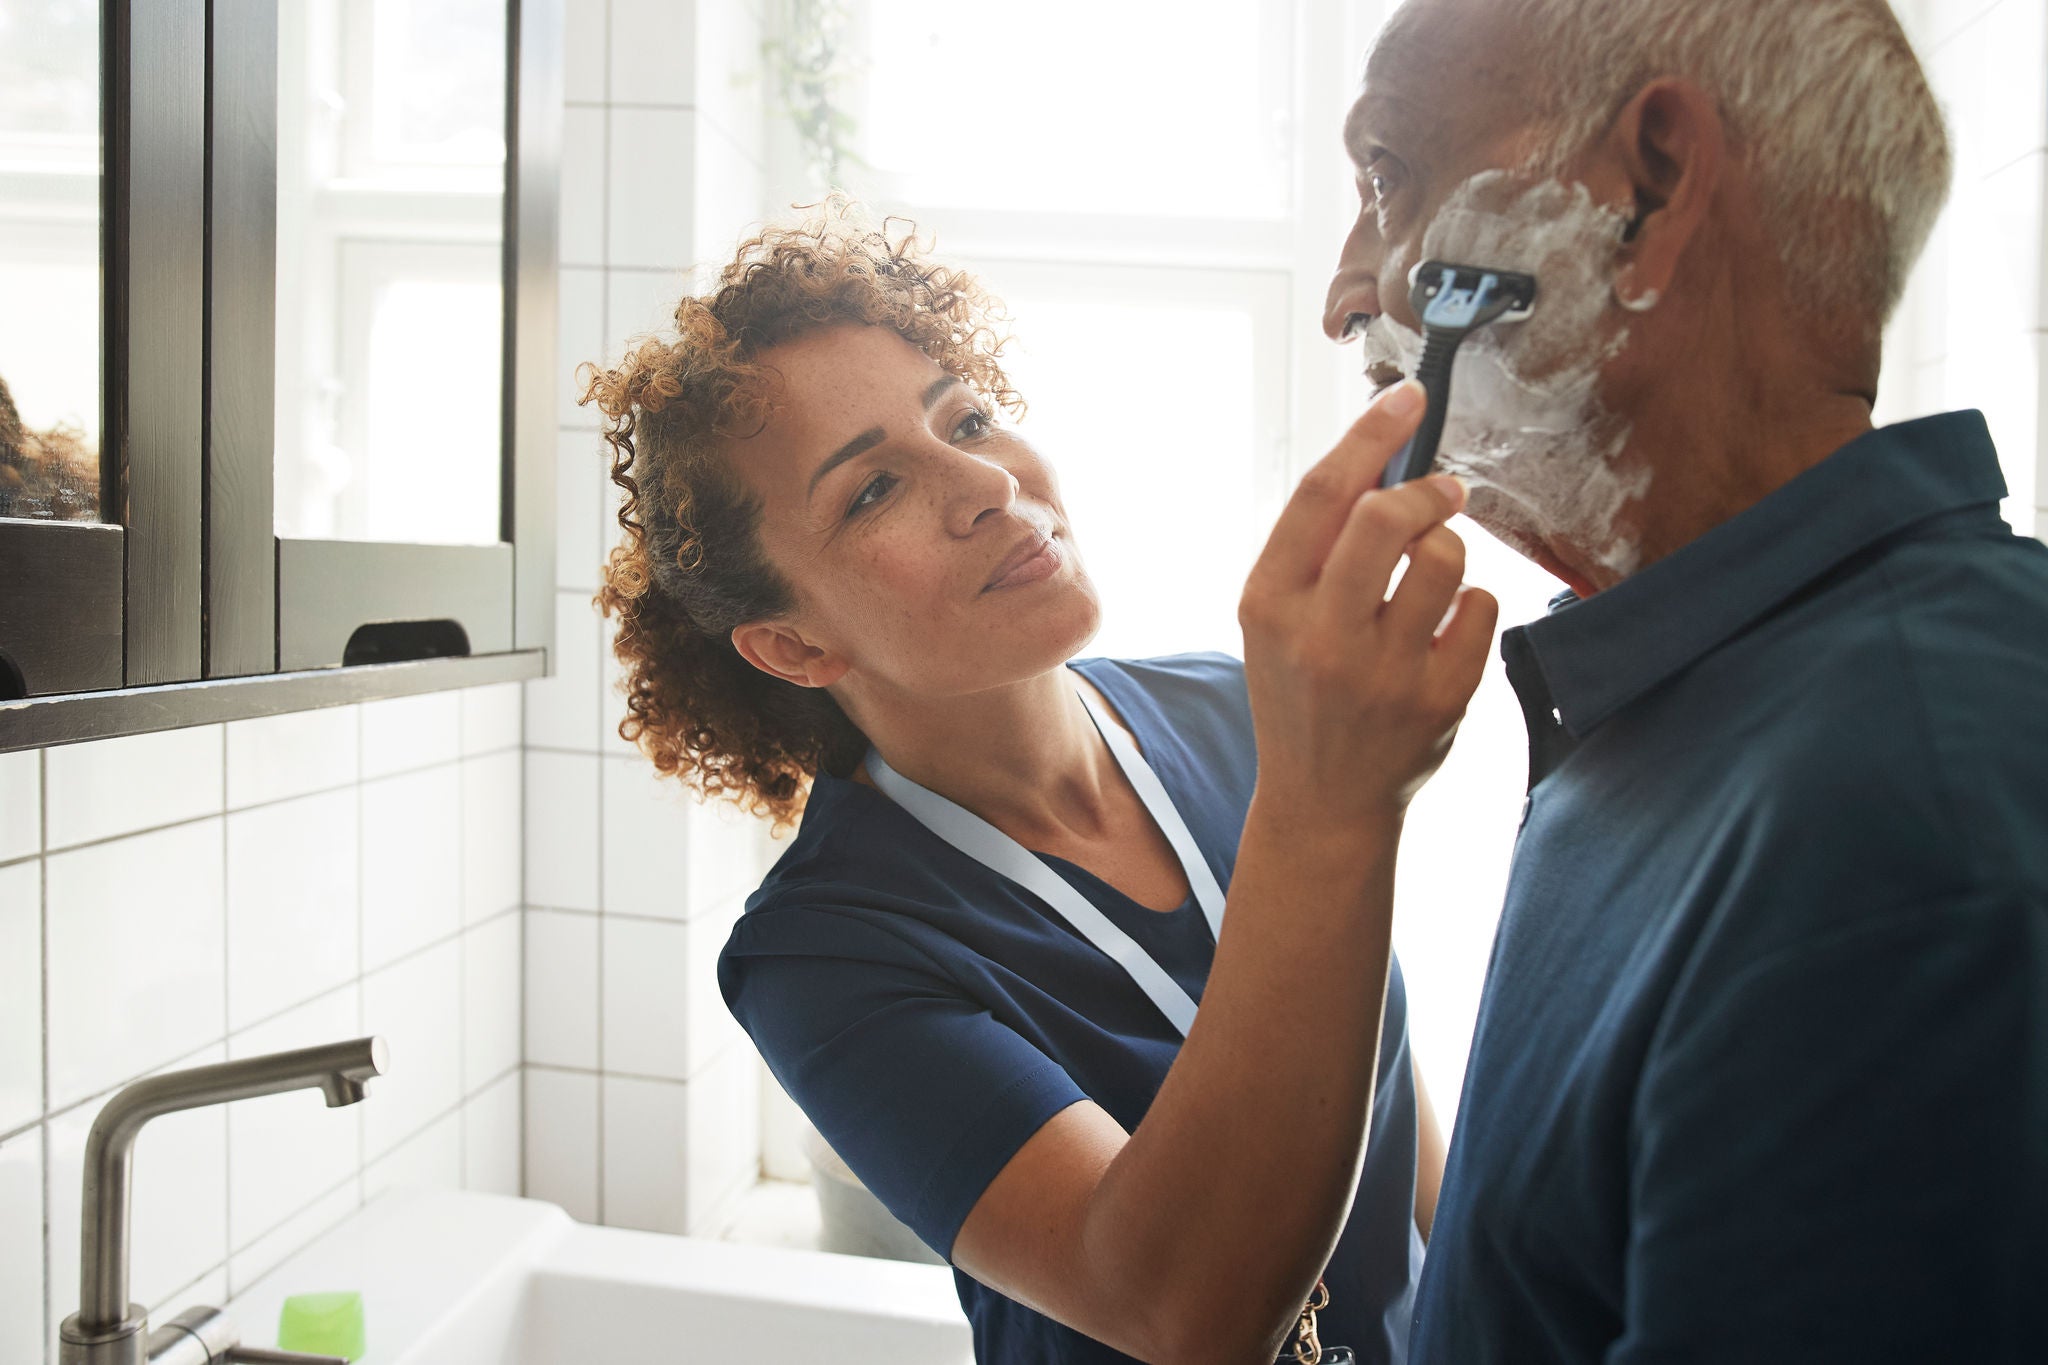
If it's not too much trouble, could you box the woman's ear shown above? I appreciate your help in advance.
[1604,77,1726,307]
[731,619,850,689]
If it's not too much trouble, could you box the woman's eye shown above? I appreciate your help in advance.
[847,472,896,518]
[954,408,993,441]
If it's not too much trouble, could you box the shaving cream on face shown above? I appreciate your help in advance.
[1361,171,1653,578]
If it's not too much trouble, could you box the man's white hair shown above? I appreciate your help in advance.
[1505,0,1952,329]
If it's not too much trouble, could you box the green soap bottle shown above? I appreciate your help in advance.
[275,1290,367,1361]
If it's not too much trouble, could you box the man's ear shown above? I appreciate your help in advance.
[1605,78,1725,306]
[730,619,850,689]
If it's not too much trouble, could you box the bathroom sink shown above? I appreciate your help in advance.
[223,1188,973,1364]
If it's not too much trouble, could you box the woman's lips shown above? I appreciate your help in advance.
[982,532,1063,593]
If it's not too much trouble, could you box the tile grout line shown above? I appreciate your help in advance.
[29,748,505,866]
[218,724,233,1319]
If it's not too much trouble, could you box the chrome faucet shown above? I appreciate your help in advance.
[58,1036,389,1365]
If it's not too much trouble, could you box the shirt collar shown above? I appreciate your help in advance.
[1509,410,2009,737]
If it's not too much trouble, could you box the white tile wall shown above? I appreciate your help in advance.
[556,429,608,593]
[0,749,39,862]
[360,766,464,970]
[600,1073,690,1233]
[226,789,358,1031]
[463,1070,524,1197]
[0,863,41,1135]
[526,595,604,753]
[683,1039,762,1235]
[525,751,602,910]
[521,0,781,1240]
[363,1109,464,1203]
[601,916,692,1078]
[360,940,465,1161]
[459,682,523,756]
[558,268,607,425]
[561,106,608,269]
[225,988,363,1250]
[523,1067,600,1222]
[525,910,600,1068]
[461,751,524,926]
[44,821,226,1112]
[563,0,610,104]
[360,693,465,780]
[224,705,358,810]
[0,1130,43,1365]
[3,681,525,1365]
[44,726,223,851]
[464,913,523,1090]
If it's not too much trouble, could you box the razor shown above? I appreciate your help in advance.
[1379,261,1539,488]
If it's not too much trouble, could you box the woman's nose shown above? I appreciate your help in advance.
[934,445,1021,537]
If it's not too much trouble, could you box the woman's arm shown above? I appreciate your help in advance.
[950,384,1496,1364]
[1414,1056,1446,1243]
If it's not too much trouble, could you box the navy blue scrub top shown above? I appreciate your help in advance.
[719,652,1423,1365]
[1410,412,2048,1363]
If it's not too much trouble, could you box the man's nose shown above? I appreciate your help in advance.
[1323,215,1386,342]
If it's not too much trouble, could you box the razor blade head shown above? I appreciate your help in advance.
[1409,260,1538,331]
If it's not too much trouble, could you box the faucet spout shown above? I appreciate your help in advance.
[65,1036,388,1352]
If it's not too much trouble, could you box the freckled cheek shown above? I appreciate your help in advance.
[833,541,960,636]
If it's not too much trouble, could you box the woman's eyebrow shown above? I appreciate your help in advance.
[805,376,967,502]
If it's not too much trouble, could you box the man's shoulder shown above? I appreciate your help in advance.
[1674,526,2048,942]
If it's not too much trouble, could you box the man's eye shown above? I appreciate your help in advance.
[847,472,896,518]
[1366,156,1402,204]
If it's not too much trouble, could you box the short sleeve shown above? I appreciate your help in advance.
[1609,892,2048,1362]
[718,903,1090,1261]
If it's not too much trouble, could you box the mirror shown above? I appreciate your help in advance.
[0,0,102,524]
[273,0,507,546]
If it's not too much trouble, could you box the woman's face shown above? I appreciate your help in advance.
[725,322,1101,703]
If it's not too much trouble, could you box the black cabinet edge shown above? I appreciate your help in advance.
[0,648,548,752]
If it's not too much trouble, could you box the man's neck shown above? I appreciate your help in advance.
[843,665,1127,846]
[1538,380,1877,598]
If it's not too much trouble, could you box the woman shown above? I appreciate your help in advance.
[581,203,1495,1365]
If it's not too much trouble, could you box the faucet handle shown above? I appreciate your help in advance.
[222,1347,351,1365]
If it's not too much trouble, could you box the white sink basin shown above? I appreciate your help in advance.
[223,1188,974,1364]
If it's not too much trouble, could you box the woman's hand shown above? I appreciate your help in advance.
[1239,379,1499,832]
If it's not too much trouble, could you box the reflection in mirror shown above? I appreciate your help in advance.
[274,0,507,546]
[0,0,102,524]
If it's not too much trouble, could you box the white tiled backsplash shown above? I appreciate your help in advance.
[0,689,525,1365]
[518,0,780,1245]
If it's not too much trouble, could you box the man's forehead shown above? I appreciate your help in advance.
[1349,0,1532,162]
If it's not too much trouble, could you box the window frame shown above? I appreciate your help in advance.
[0,0,563,753]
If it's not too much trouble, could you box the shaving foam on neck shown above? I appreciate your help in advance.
[1365,172,1652,578]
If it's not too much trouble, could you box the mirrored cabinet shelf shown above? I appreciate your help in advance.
[0,0,561,753]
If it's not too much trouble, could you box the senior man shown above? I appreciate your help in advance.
[1326,0,2048,1360]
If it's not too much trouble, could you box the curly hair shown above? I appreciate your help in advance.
[578,198,1024,831]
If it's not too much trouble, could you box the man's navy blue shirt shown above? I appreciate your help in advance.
[1410,411,2048,1362]
[720,653,1423,1365]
